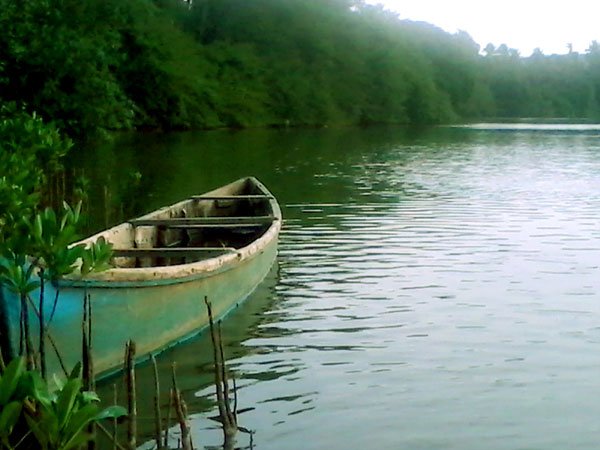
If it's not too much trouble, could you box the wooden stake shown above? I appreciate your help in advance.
[124,341,136,450]
[83,292,96,450]
[164,388,173,449]
[171,364,192,450]
[151,355,162,450]
[205,298,229,427]
[205,297,239,446]
[218,323,234,423]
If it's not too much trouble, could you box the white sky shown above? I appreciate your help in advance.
[370,0,600,56]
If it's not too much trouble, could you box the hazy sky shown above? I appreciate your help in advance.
[371,0,598,56]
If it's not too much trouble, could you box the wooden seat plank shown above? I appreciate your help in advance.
[112,247,237,258]
[130,215,276,226]
[192,194,274,201]
[166,223,266,229]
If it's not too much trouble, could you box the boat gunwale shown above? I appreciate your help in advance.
[59,177,281,287]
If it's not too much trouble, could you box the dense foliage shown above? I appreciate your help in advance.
[1,0,600,138]
[0,105,72,254]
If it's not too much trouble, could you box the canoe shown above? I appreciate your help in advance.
[0,177,281,379]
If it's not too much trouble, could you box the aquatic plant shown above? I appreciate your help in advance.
[0,357,126,450]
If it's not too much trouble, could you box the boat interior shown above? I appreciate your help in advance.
[98,178,277,268]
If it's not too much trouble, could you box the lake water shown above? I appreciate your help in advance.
[81,124,600,449]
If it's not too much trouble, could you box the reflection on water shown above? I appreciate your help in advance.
[87,125,600,449]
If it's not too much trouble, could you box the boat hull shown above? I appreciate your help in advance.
[0,177,281,379]
[0,234,277,379]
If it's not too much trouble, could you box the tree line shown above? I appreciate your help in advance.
[1,0,600,139]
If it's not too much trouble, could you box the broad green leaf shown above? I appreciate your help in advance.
[56,378,81,431]
[68,363,82,381]
[0,401,22,437]
[0,357,24,406]
[34,214,43,240]
[80,391,100,403]
[25,280,41,293]
[52,374,65,392]
[28,372,53,408]
[61,403,98,448]
[95,405,127,421]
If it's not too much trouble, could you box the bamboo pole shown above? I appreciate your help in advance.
[151,355,162,450]
[164,388,173,449]
[124,341,137,450]
[204,298,229,428]
[205,297,239,447]
[83,292,96,450]
[218,323,234,423]
[171,364,192,450]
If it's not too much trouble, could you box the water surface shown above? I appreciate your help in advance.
[83,125,600,449]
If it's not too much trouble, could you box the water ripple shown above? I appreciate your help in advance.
[138,128,600,450]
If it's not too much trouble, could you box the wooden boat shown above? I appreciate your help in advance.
[0,177,281,379]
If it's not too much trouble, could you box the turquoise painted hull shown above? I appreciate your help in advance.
[0,235,277,379]
[0,177,281,379]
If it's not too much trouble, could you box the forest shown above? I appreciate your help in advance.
[1,0,600,139]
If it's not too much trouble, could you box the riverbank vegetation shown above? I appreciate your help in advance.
[1,0,600,139]
[0,108,256,448]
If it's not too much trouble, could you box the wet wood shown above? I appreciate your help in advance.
[192,194,274,201]
[164,388,173,449]
[82,292,96,450]
[158,223,266,230]
[0,177,281,380]
[112,247,236,258]
[130,216,276,226]
[151,355,162,450]
[157,223,267,229]
[171,364,192,450]
[124,341,136,450]
[205,297,238,446]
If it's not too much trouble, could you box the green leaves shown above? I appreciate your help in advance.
[0,401,23,445]
[28,364,127,450]
[80,237,113,276]
[27,202,87,281]
[0,253,40,296]
[0,357,25,407]
[0,105,72,256]
[0,357,127,450]
[23,201,114,280]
